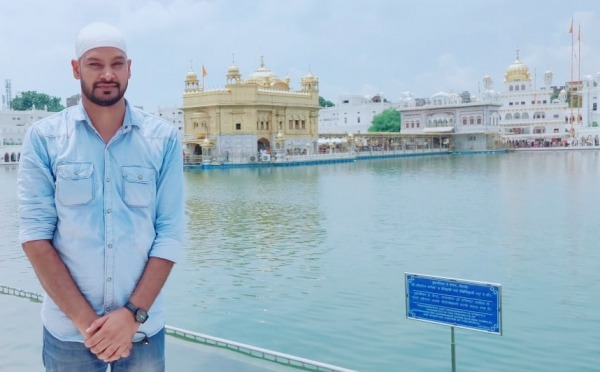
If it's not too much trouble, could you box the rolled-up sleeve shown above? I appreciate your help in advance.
[149,130,184,263]
[18,126,57,243]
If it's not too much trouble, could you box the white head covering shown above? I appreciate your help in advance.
[75,22,127,59]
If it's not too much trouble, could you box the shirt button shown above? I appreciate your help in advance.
[107,277,112,282]
[107,209,111,214]
[106,178,111,183]
[108,243,113,249]
[138,175,143,180]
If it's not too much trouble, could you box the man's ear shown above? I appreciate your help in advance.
[71,59,81,80]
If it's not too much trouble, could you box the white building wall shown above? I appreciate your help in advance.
[398,94,501,151]
[318,94,393,134]
[0,109,54,164]
[156,106,185,143]
[581,73,600,128]
[498,82,568,139]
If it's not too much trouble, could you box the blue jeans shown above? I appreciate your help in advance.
[42,327,165,372]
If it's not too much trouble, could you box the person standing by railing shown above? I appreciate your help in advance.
[17,22,183,371]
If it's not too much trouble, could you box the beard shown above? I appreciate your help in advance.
[81,79,127,107]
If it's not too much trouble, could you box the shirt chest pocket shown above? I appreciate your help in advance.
[56,163,95,206]
[122,166,155,208]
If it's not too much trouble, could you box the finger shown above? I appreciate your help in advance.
[104,342,132,362]
[84,334,103,349]
[90,339,108,355]
[99,344,119,362]
[86,316,108,335]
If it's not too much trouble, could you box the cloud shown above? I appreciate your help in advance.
[0,0,598,111]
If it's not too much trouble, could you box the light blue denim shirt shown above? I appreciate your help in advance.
[18,101,184,342]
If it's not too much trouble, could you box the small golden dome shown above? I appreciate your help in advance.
[504,57,531,82]
[228,64,240,74]
[186,69,198,82]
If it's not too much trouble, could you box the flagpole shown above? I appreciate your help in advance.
[569,17,574,138]
[578,24,581,127]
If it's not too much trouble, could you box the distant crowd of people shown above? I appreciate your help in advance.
[506,137,600,148]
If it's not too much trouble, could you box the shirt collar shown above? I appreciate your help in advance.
[74,99,142,131]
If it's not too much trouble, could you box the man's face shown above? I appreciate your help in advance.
[72,47,131,107]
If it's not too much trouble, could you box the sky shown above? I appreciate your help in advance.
[0,0,599,112]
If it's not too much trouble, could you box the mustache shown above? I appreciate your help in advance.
[93,81,120,89]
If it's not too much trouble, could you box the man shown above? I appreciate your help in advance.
[17,22,183,371]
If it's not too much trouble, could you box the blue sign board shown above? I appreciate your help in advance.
[405,273,502,335]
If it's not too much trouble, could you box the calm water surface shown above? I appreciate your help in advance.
[1,151,599,371]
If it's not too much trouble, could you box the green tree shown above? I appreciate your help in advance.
[10,91,64,112]
[319,96,334,107]
[368,108,401,132]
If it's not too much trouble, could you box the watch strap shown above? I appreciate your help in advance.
[124,301,148,323]
[124,301,139,314]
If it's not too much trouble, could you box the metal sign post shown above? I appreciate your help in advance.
[451,326,456,372]
[405,273,502,370]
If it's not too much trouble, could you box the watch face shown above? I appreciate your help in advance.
[135,309,148,323]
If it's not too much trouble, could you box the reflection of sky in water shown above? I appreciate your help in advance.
[182,167,327,306]
[0,166,37,285]
[2,151,599,371]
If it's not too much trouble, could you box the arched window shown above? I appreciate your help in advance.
[509,86,514,91]
[477,117,482,125]
[522,112,529,119]
[463,118,467,125]
[514,113,521,119]
[505,113,512,120]
[521,84,526,90]
[469,117,474,125]
[515,85,520,91]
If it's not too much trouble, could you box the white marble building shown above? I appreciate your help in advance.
[0,108,54,164]
[496,53,569,144]
[318,94,393,134]
[397,81,502,151]
[578,73,600,143]
[155,106,185,143]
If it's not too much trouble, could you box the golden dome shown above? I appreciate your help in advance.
[246,56,282,87]
[227,62,240,74]
[185,69,198,82]
[504,57,531,82]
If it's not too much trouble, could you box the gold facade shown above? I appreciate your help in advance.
[182,58,320,162]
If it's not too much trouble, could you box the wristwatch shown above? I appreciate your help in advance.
[124,302,149,324]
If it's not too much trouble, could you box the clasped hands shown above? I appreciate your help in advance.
[83,307,140,363]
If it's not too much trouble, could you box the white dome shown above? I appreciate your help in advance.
[431,91,449,99]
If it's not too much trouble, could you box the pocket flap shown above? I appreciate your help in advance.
[57,162,94,179]
[122,166,155,183]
